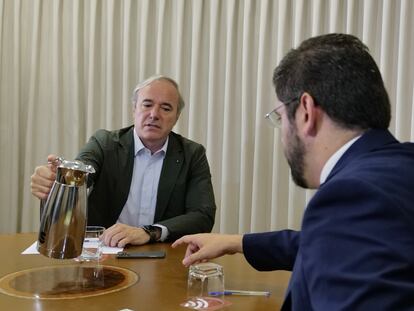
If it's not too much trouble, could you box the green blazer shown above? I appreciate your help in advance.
[76,125,216,241]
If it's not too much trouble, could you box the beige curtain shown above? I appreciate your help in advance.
[1,0,413,234]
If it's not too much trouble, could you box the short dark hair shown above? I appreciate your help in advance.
[273,33,391,130]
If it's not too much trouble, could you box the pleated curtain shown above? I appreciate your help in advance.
[1,0,413,234]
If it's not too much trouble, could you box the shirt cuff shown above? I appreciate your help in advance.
[153,224,168,242]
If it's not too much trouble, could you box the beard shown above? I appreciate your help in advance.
[284,125,309,188]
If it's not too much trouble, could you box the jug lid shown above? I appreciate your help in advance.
[55,157,96,174]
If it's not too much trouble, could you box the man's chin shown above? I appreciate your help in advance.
[141,134,162,141]
[291,173,309,189]
[139,133,168,144]
[139,127,163,137]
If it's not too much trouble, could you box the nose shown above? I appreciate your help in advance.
[149,105,160,119]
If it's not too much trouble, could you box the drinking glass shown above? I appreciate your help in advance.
[187,262,224,298]
[75,226,105,262]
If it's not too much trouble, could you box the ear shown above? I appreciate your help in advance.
[295,92,319,137]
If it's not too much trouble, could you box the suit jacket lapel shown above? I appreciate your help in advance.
[115,126,135,216]
[154,133,184,222]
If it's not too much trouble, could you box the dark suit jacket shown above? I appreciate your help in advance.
[76,125,216,241]
[243,129,414,310]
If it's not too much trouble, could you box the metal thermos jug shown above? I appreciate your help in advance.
[37,157,95,259]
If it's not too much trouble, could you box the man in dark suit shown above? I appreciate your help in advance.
[172,34,414,310]
[31,75,216,247]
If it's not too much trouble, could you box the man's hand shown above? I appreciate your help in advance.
[30,154,58,200]
[101,223,150,247]
[171,233,243,267]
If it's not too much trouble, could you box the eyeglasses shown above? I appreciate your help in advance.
[264,97,299,128]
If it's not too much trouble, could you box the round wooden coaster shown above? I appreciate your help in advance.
[0,264,139,299]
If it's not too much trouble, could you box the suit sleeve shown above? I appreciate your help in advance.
[243,230,300,271]
[301,178,414,310]
[157,144,216,240]
[75,129,106,188]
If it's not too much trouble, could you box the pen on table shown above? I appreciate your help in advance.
[209,290,271,297]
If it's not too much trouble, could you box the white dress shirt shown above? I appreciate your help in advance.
[117,128,169,241]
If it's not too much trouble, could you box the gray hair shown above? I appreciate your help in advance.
[131,75,185,115]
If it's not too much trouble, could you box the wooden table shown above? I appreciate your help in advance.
[0,233,290,310]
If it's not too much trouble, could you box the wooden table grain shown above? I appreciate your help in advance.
[0,233,290,311]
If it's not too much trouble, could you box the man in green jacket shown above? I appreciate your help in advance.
[31,75,216,247]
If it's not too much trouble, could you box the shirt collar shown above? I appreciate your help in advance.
[133,128,169,156]
[319,135,361,184]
